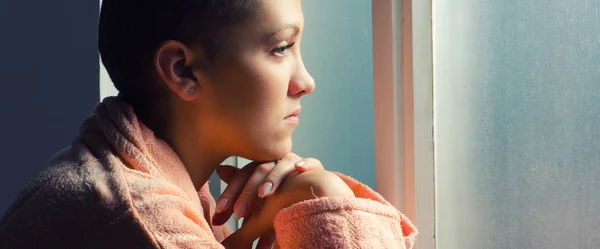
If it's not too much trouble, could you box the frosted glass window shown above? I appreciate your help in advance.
[434,0,600,248]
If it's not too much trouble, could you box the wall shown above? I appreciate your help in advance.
[0,0,100,213]
[294,0,375,187]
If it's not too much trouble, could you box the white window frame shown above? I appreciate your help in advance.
[372,0,435,248]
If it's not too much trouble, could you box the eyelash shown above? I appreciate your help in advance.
[270,42,296,56]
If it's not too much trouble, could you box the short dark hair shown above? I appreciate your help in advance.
[98,0,259,106]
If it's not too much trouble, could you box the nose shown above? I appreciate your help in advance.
[288,55,315,97]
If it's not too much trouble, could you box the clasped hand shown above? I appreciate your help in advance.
[216,153,354,249]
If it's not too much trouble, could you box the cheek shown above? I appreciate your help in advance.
[239,82,286,132]
[234,66,293,146]
[228,63,289,118]
[212,66,288,133]
[207,56,294,158]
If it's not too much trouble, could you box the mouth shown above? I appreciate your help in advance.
[283,106,302,124]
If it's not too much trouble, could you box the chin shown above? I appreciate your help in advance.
[246,138,293,162]
[263,145,293,161]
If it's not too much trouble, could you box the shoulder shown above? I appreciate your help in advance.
[5,141,122,214]
[280,170,355,200]
[0,142,152,248]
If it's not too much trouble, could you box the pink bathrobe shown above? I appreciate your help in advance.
[0,97,417,248]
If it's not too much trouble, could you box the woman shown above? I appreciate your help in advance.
[0,0,417,248]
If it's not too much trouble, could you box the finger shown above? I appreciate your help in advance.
[240,199,260,227]
[241,213,252,226]
[213,194,262,226]
[226,194,277,246]
[211,211,230,226]
[221,230,255,249]
[236,194,264,228]
[213,195,244,225]
[256,231,276,249]
[216,165,239,184]
[257,154,302,198]
[213,162,262,224]
[227,214,268,247]
[233,162,276,220]
[294,157,325,172]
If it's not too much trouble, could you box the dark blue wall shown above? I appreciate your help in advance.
[0,1,99,213]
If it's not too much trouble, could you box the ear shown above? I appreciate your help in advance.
[154,41,203,101]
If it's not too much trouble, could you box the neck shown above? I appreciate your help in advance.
[167,124,228,190]
[135,99,227,190]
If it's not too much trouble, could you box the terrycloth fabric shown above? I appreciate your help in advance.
[0,97,416,249]
[275,173,417,249]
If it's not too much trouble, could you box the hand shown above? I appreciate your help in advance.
[212,153,324,223]
[222,169,355,248]
[213,153,324,248]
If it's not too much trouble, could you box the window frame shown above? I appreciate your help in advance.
[372,0,435,248]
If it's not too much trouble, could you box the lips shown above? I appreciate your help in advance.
[283,106,301,125]
[285,106,302,119]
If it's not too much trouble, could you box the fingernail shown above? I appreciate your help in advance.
[296,159,308,168]
[258,182,273,198]
[211,213,221,225]
[234,202,248,220]
[216,198,228,213]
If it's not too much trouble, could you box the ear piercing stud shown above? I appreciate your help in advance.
[188,88,195,95]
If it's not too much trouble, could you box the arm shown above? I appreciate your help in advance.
[222,169,417,248]
[272,171,418,249]
[221,169,356,248]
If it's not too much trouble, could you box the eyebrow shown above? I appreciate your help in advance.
[264,24,301,41]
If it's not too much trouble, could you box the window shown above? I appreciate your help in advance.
[378,0,600,248]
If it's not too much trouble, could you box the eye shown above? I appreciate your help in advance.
[270,42,296,56]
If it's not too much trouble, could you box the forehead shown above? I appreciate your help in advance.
[233,0,304,40]
[259,0,304,24]
[205,0,304,65]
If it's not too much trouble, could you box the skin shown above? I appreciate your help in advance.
[148,0,354,247]
[222,169,355,248]
[153,0,313,189]
[213,153,315,224]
